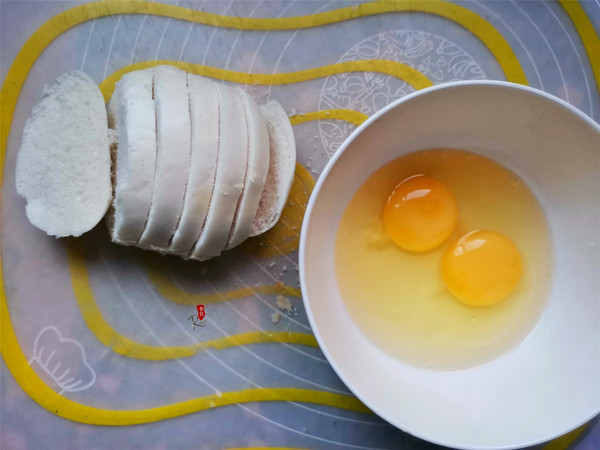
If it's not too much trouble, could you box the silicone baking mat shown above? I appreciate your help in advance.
[1,1,599,448]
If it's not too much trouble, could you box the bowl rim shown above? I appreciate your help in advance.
[298,80,600,449]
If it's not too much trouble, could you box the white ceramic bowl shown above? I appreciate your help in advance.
[299,81,600,449]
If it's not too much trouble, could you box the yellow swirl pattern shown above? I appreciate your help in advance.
[67,239,315,360]
[147,265,302,306]
[241,163,316,259]
[541,422,589,450]
[99,59,432,102]
[290,110,369,128]
[559,0,600,92]
[0,0,595,441]
[0,242,364,427]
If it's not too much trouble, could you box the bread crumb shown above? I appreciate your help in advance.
[271,312,281,324]
[269,261,276,268]
[107,128,119,146]
[276,294,292,313]
[282,264,287,272]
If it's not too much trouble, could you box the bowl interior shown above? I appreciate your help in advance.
[300,82,600,449]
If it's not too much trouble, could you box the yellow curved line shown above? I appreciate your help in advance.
[96,0,527,83]
[290,110,369,127]
[0,312,368,425]
[541,422,589,450]
[559,0,600,92]
[98,59,432,102]
[1,0,527,174]
[1,246,367,426]
[66,240,314,360]
[146,262,301,306]
[241,163,316,259]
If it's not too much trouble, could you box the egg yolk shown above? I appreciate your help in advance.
[382,175,458,252]
[442,230,523,307]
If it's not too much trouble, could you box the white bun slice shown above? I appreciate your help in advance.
[225,88,270,250]
[139,65,191,250]
[169,74,219,254]
[249,101,296,237]
[108,68,157,244]
[15,71,111,237]
[191,84,248,260]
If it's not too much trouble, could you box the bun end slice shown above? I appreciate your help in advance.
[15,71,111,237]
[249,101,296,237]
[225,88,270,250]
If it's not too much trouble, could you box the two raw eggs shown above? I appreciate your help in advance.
[382,173,522,307]
[335,149,552,370]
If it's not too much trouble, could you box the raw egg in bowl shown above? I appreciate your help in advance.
[299,81,599,449]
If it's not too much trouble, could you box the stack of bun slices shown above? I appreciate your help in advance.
[15,66,296,261]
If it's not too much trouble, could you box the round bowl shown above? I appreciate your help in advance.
[299,81,600,449]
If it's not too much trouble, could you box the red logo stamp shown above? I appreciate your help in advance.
[196,304,206,321]
[188,305,207,328]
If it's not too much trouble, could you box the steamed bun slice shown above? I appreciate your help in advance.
[139,65,191,250]
[169,74,219,254]
[249,101,296,237]
[225,88,270,250]
[191,84,248,260]
[107,68,157,244]
[15,71,111,237]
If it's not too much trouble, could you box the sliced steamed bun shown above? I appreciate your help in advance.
[190,83,248,260]
[107,68,157,244]
[138,65,191,251]
[224,87,271,250]
[168,74,219,254]
[15,71,111,237]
